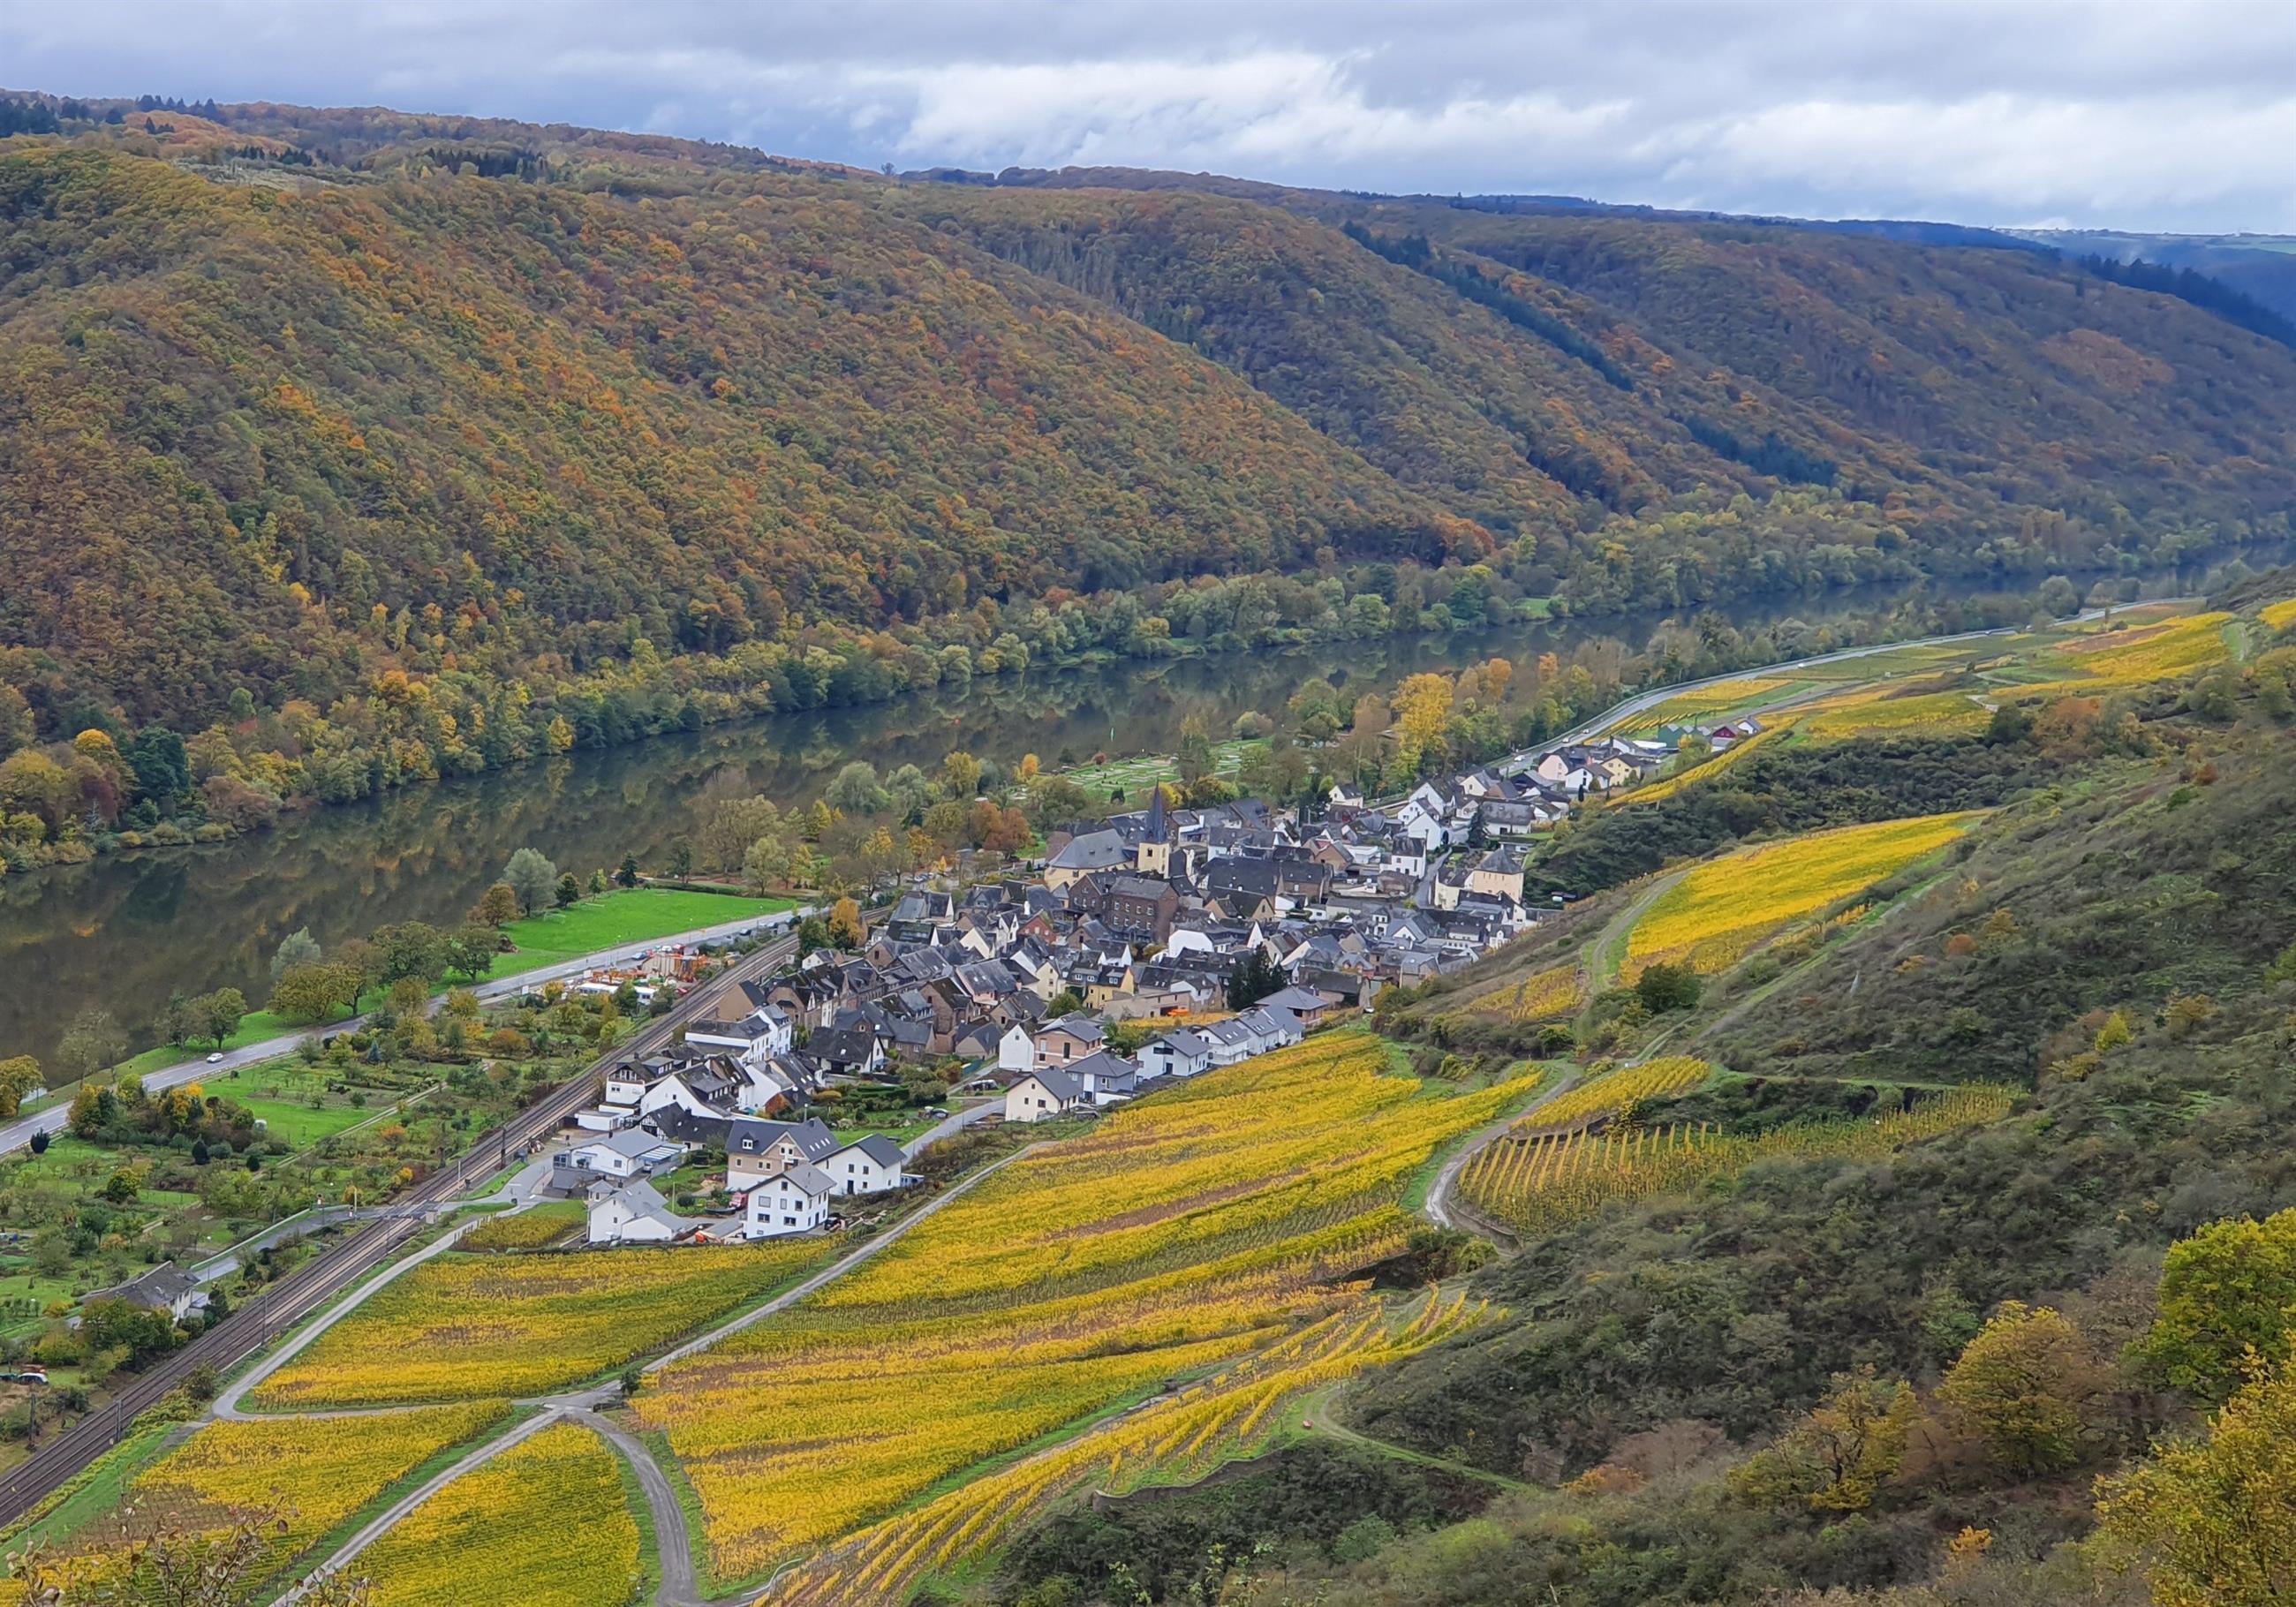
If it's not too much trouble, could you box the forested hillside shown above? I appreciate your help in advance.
[2,95,2293,804]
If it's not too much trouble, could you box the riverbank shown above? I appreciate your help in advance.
[6,888,797,1146]
[1,555,2272,1068]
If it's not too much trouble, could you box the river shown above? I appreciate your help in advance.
[0,555,2262,1066]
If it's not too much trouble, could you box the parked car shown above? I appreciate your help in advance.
[921,1107,949,1119]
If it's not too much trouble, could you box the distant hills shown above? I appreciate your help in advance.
[2,92,2292,743]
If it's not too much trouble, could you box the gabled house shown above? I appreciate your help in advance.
[1066,1050,1139,1105]
[1005,1068,1087,1122]
[1032,1015,1106,1069]
[725,1116,842,1192]
[559,1128,686,1182]
[746,1164,835,1238]
[806,1026,885,1080]
[1256,986,1341,1029]
[823,1135,912,1196]
[585,1179,698,1245]
[1139,1029,1213,1080]
[96,1262,208,1324]
[997,1022,1036,1075]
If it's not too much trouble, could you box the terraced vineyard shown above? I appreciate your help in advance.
[1621,811,1982,980]
[1514,1057,1713,1132]
[632,1032,1537,1584]
[1801,687,1992,739]
[1459,1085,2020,1234]
[755,1290,1491,1607]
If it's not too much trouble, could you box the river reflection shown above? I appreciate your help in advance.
[0,556,2253,1064]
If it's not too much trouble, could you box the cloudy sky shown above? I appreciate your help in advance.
[7,0,2292,231]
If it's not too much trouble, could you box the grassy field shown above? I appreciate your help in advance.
[1054,740,1257,801]
[110,888,791,1081]
[486,888,793,976]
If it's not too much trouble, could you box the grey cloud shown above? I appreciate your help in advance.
[5,0,2291,230]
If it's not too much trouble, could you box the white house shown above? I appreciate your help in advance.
[746,1164,835,1238]
[1235,1005,1305,1052]
[725,1116,842,1192]
[822,1135,911,1196]
[585,1179,695,1245]
[997,1023,1036,1075]
[1004,1068,1087,1122]
[1139,1029,1213,1081]
[562,1128,685,1181]
[1066,1050,1139,1105]
[684,1005,795,1068]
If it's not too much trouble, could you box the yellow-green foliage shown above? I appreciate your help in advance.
[2016,611,2236,698]
[251,1243,832,1407]
[1515,1057,1711,1132]
[753,1292,1492,1607]
[2259,596,2296,630]
[462,1205,582,1251]
[1620,678,1793,732]
[359,1422,641,1607]
[1624,812,1982,978]
[1803,689,1991,740]
[634,1032,1536,1580]
[1479,963,1585,1022]
[1461,1086,2018,1234]
[1618,723,1791,805]
[9,1402,511,1596]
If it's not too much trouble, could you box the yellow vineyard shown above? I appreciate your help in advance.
[2011,610,2236,698]
[1617,723,1789,805]
[1514,1057,1711,1133]
[756,1291,1491,1607]
[1802,688,1991,740]
[1481,962,1585,1022]
[2262,597,2296,630]
[461,1206,582,1251]
[1620,677,1793,732]
[251,1241,832,1407]
[0,1402,511,1599]
[1460,1086,2019,1234]
[633,1032,1536,1581]
[359,1421,642,1607]
[1623,811,1981,980]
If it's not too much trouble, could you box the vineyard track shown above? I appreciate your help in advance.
[277,1136,1036,1603]
[0,925,812,1528]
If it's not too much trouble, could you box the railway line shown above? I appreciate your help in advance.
[0,930,802,1528]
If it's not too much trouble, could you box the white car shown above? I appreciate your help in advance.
[205,1052,224,1064]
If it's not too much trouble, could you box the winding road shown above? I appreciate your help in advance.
[272,1141,1035,1605]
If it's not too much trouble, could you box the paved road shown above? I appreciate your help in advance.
[899,1098,1000,1159]
[570,1407,702,1607]
[0,908,804,1160]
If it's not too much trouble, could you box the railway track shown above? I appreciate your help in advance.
[0,931,801,1528]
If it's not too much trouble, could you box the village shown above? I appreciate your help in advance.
[557,721,1737,1247]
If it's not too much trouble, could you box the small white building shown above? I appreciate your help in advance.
[746,1163,835,1238]
[585,1179,696,1245]
[1004,1068,1087,1122]
[1139,1029,1213,1081]
[1066,1050,1139,1105]
[563,1128,685,1181]
[823,1135,911,1196]
[997,1023,1036,1075]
